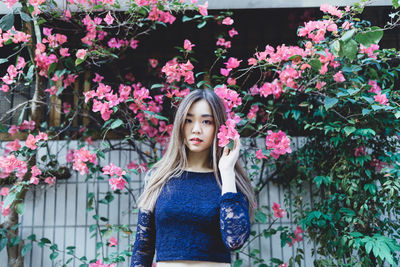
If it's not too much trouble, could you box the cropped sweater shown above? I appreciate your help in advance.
[130,170,251,267]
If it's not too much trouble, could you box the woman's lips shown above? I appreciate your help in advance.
[190,138,203,144]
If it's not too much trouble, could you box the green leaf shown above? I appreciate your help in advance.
[3,191,17,208]
[16,203,25,215]
[395,110,400,118]
[21,243,32,257]
[27,234,36,241]
[341,39,358,61]
[0,58,8,64]
[197,21,207,29]
[150,83,163,89]
[255,210,267,223]
[393,0,400,9]
[355,26,383,46]
[19,12,32,22]
[324,97,338,110]
[0,238,8,251]
[330,40,340,56]
[309,59,322,71]
[343,126,356,136]
[0,14,14,31]
[40,238,51,244]
[110,119,124,129]
[233,259,243,267]
[182,15,193,22]
[50,252,59,261]
[341,29,356,42]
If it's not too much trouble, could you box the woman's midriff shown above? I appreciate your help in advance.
[156,260,230,267]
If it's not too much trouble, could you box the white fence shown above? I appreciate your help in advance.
[0,138,316,267]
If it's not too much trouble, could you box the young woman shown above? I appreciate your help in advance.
[130,89,256,267]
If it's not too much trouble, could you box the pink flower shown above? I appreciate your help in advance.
[368,80,381,94]
[149,58,158,68]
[198,1,208,16]
[102,163,126,177]
[260,79,283,99]
[272,202,286,218]
[279,263,288,267]
[227,78,236,86]
[19,120,35,131]
[66,149,75,162]
[217,118,240,147]
[8,125,18,136]
[1,201,10,216]
[25,134,37,150]
[104,11,114,25]
[0,187,10,196]
[63,102,71,114]
[228,28,238,38]
[315,81,326,90]
[76,49,87,60]
[255,149,267,159]
[265,130,291,159]
[44,176,56,185]
[222,17,234,25]
[225,57,242,69]
[320,4,342,18]
[60,48,70,57]
[374,92,389,105]
[360,44,379,59]
[0,85,9,92]
[333,71,345,83]
[108,236,118,247]
[109,177,127,191]
[220,68,230,77]
[354,146,367,157]
[16,57,26,69]
[93,73,104,83]
[184,39,195,51]
[127,160,138,170]
[4,0,18,8]
[30,176,39,185]
[5,139,21,152]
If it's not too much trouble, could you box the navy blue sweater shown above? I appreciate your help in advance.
[130,170,251,267]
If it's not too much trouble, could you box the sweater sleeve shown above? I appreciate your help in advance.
[219,192,250,251]
[130,209,156,267]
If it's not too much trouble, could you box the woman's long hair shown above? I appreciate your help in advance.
[137,89,256,222]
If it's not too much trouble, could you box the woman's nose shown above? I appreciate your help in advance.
[192,121,201,133]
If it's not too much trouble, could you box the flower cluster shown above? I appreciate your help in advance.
[161,58,194,84]
[25,132,48,150]
[102,163,127,191]
[0,154,27,179]
[272,202,286,218]
[287,226,305,247]
[265,130,292,160]
[1,57,26,88]
[217,115,241,147]
[72,148,97,175]
[214,85,242,113]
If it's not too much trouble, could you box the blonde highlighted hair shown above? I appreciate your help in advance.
[137,89,256,222]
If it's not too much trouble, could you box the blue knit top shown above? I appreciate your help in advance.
[130,170,251,267]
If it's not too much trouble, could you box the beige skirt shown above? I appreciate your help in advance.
[156,261,230,267]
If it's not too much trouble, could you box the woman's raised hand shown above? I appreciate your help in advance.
[218,137,241,172]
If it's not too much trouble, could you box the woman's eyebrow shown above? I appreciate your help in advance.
[186,113,213,118]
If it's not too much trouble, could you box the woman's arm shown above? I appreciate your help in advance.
[219,191,251,251]
[130,208,156,267]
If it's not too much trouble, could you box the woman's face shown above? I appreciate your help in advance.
[183,99,215,154]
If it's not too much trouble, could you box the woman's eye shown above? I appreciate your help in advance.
[185,119,191,123]
[203,120,212,124]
